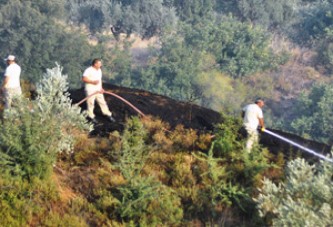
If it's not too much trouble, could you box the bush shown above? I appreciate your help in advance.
[109,117,183,225]
[193,141,248,224]
[256,158,333,226]
[0,174,59,227]
[0,64,91,180]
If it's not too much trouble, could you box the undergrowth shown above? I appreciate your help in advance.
[0,67,285,226]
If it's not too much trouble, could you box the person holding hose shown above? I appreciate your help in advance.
[82,58,115,123]
[1,55,22,109]
[242,98,265,152]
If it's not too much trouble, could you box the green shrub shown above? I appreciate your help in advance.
[193,141,248,224]
[0,174,59,226]
[189,114,274,225]
[0,64,91,180]
[67,197,112,226]
[40,213,88,227]
[256,158,333,226]
[108,117,183,225]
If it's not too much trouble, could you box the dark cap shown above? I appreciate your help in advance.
[255,97,264,104]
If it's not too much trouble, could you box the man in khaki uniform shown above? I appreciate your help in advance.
[242,98,265,152]
[82,58,115,123]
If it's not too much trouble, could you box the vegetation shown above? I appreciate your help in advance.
[67,0,178,38]
[0,0,110,88]
[257,158,333,226]
[0,64,90,180]
[292,82,333,144]
[1,0,333,226]
[0,68,280,225]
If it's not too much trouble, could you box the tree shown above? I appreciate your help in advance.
[309,4,333,73]
[293,1,333,45]
[137,34,204,101]
[171,0,216,23]
[0,0,109,88]
[108,42,133,87]
[66,0,112,32]
[286,82,333,144]
[30,0,66,18]
[192,141,248,224]
[67,0,178,38]
[216,0,300,29]
[183,17,286,78]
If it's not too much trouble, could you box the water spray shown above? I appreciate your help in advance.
[263,129,333,163]
[75,90,333,163]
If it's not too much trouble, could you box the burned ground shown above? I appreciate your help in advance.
[70,83,222,135]
[70,83,331,162]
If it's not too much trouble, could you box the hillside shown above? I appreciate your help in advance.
[70,83,222,134]
[2,0,333,225]
[70,83,331,162]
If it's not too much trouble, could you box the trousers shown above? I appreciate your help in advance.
[85,89,112,119]
[3,87,22,109]
[245,126,259,152]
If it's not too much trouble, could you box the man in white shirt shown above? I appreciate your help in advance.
[242,98,265,152]
[82,58,115,123]
[1,55,22,109]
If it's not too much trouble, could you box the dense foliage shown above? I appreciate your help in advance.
[282,82,333,144]
[0,64,90,180]
[0,70,278,225]
[0,0,109,88]
[67,0,178,38]
[257,158,333,226]
[1,0,333,225]
[217,0,299,29]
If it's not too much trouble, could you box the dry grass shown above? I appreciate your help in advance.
[52,173,77,203]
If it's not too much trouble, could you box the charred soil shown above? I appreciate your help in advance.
[70,83,331,161]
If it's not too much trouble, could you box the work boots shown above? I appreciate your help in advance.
[87,116,116,123]
[108,116,116,123]
[87,117,98,124]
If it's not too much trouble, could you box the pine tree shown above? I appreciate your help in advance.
[111,117,183,225]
